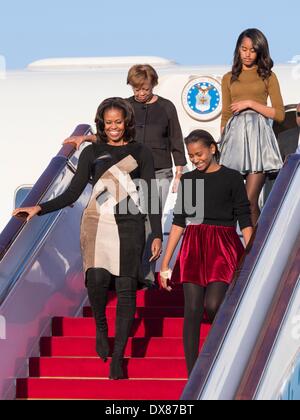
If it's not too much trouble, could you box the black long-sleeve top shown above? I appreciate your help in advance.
[173,166,252,230]
[127,96,187,170]
[39,142,163,240]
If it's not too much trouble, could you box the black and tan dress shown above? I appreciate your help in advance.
[39,142,163,282]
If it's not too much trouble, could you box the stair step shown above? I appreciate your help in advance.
[40,336,207,358]
[107,289,184,307]
[16,283,213,400]
[29,357,188,379]
[16,378,187,400]
[83,306,184,318]
[52,317,211,338]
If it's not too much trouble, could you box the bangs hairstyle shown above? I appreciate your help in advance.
[127,64,159,88]
[231,28,274,83]
[184,130,220,162]
[95,97,136,143]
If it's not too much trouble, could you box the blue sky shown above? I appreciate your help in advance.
[0,0,299,69]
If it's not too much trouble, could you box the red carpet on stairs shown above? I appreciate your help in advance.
[16,286,211,400]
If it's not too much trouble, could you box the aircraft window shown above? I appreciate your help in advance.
[14,186,32,209]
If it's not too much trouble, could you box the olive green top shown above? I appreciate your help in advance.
[221,67,285,128]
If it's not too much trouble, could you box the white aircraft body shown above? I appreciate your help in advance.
[0,56,299,232]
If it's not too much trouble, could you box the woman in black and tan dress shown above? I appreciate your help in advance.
[13,98,162,380]
[63,64,187,288]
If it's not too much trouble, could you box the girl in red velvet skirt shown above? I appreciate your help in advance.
[160,130,253,376]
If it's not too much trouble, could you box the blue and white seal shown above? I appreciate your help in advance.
[182,76,222,121]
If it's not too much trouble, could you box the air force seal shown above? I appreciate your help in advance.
[182,76,222,121]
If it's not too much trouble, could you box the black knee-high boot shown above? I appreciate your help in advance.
[86,269,111,362]
[110,276,137,380]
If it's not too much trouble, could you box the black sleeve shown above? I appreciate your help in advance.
[164,100,187,167]
[39,146,92,216]
[172,177,187,228]
[139,146,163,240]
[232,173,252,230]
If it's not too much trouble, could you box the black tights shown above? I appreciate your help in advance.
[86,268,137,363]
[183,282,229,376]
[245,173,266,226]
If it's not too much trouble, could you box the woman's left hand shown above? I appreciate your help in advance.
[231,100,253,114]
[149,238,162,262]
[159,267,173,292]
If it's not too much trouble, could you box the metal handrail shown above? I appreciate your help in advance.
[0,124,91,262]
[235,234,300,400]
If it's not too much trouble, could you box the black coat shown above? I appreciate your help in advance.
[128,96,187,170]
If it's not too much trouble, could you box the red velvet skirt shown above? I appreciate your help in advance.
[171,224,244,287]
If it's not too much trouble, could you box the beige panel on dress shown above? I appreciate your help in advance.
[80,155,139,276]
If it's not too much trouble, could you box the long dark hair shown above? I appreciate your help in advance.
[95,97,136,143]
[184,130,220,162]
[231,28,273,83]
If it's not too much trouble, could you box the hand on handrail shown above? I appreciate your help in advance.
[63,134,97,150]
[63,135,86,150]
[12,206,42,223]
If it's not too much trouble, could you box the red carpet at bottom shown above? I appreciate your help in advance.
[16,286,210,400]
